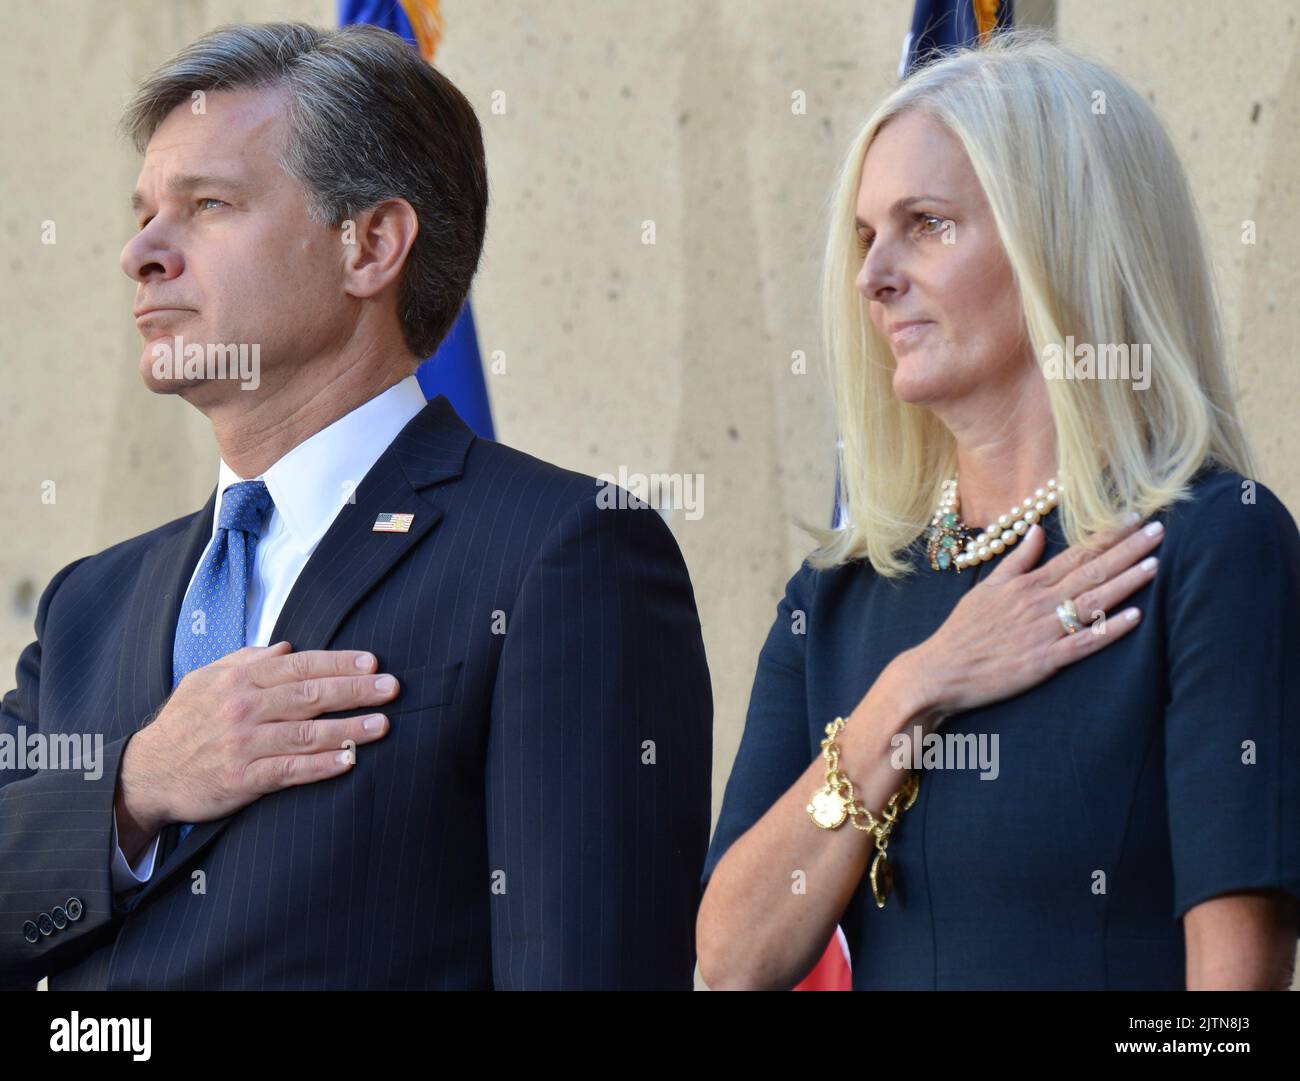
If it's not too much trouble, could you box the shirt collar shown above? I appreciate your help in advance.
[211,374,429,550]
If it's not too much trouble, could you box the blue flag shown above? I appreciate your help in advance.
[413,300,494,439]
[901,0,1015,78]
[340,0,496,439]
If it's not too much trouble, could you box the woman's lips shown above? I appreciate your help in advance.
[888,320,933,343]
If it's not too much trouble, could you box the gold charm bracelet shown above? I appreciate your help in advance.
[805,716,920,909]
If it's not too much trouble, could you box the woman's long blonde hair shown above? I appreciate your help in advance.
[809,29,1255,576]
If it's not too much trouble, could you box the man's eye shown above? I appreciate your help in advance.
[197,198,227,211]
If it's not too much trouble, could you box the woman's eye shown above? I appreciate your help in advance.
[857,214,945,253]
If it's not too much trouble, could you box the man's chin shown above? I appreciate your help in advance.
[138,355,199,395]
[136,332,264,399]
[137,357,224,401]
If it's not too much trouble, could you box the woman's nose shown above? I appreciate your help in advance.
[858,244,904,301]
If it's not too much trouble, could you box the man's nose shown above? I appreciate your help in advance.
[120,225,183,283]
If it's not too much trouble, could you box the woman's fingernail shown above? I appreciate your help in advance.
[1144,521,1164,536]
[1124,510,1141,526]
[1124,608,1140,622]
[1140,556,1157,571]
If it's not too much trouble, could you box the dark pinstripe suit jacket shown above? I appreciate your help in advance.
[0,395,712,989]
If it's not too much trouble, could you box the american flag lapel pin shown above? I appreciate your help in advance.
[373,512,415,533]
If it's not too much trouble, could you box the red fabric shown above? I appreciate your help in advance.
[793,930,851,991]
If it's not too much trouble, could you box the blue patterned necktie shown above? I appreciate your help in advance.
[172,479,275,842]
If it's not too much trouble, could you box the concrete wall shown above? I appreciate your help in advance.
[3,0,1297,987]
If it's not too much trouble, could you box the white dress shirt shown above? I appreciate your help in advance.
[111,375,430,893]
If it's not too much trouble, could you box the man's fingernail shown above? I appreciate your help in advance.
[363,714,384,732]
[355,653,374,670]
[374,675,396,692]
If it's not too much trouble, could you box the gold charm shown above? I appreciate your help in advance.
[807,786,848,829]
[870,850,894,908]
[808,716,922,910]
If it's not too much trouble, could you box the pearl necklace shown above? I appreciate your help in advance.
[926,477,1061,572]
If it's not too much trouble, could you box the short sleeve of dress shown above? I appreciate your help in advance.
[1164,474,1300,927]
[701,562,818,890]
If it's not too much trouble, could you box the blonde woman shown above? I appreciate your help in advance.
[697,31,1299,991]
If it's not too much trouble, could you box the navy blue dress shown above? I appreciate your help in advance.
[702,465,1300,989]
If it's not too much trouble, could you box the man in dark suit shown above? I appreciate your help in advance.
[0,22,711,990]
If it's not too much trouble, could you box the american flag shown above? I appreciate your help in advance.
[372,512,415,533]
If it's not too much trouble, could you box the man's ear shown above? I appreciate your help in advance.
[340,198,419,300]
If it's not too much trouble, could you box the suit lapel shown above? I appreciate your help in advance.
[118,488,217,731]
[125,395,475,911]
[115,491,216,873]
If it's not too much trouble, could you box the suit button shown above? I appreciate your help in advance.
[36,912,54,936]
[65,897,83,921]
[22,920,39,944]
[51,906,68,930]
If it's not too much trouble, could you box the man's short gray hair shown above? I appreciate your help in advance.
[122,21,488,360]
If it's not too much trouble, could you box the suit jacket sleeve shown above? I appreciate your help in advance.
[486,495,712,989]
[0,557,133,988]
